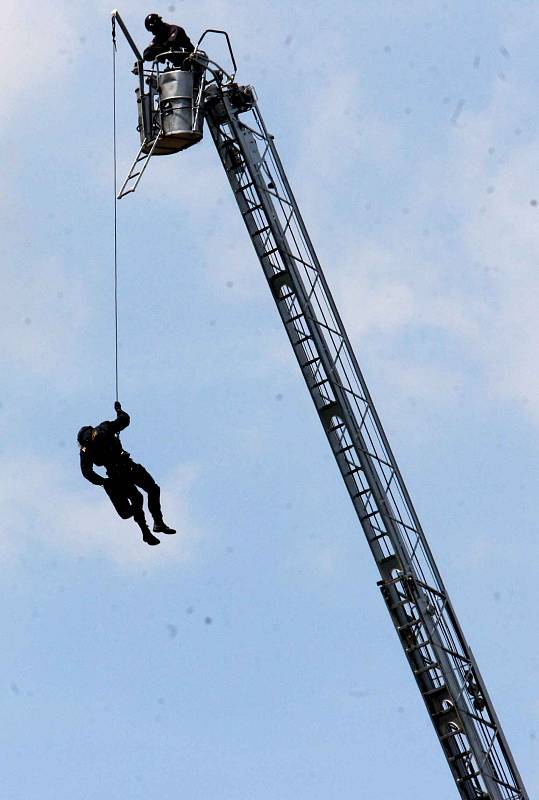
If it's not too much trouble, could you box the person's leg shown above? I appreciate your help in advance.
[125,482,160,546]
[130,462,175,534]
[103,479,133,520]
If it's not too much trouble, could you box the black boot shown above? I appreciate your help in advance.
[142,527,160,546]
[153,521,176,535]
[134,509,160,546]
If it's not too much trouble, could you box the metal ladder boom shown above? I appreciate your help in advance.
[205,88,529,800]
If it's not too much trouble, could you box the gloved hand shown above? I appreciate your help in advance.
[114,401,122,413]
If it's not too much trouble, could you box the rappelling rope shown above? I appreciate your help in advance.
[112,18,119,403]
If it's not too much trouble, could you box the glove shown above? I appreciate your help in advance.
[114,401,122,413]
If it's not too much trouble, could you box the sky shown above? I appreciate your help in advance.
[1,0,538,797]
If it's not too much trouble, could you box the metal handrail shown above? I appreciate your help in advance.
[149,47,192,64]
[111,9,143,60]
[111,10,148,135]
[195,29,237,80]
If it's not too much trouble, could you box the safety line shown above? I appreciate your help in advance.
[112,19,119,402]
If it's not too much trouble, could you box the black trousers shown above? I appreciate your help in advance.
[104,459,163,531]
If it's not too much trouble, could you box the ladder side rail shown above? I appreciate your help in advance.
[253,102,448,587]
[237,108,445,593]
[214,109,418,574]
[117,131,163,199]
[254,104,426,507]
[439,592,529,797]
[218,108,528,797]
[212,108,528,800]
[205,115,497,799]
[205,98,528,800]
[251,111,448,569]
[252,118,528,797]
[214,108,528,800]
[207,122,418,572]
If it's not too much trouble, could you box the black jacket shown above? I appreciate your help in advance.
[143,24,194,63]
[79,409,130,486]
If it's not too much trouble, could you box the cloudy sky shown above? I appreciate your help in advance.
[1,0,538,797]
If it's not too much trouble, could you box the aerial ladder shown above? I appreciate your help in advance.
[111,12,530,799]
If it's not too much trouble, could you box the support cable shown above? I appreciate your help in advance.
[112,18,119,402]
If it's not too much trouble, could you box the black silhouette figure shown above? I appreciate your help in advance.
[78,402,176,546]
[143,13,194,68]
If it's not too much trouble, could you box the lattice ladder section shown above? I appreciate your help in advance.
[204,90,528,800]
[117,132,163,199]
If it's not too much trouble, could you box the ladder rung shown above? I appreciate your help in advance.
[457,770,482,784]
[287,311,305,324]
[328,421,345,433]
[251,225,271,237]
[343,461,361,474]
[432,709,457,721]
[242,204,263,216]
[277,290,295,302]
[423,684,449,698]
[413,662,440,676]
[302,356,322,369]
[439,728,460,742]
[406,638,432,653]
[448,749,472,764]
[312,377,328,389]
[399,618,422,633]
[368,531,390,543]
[360,509,379,521]
[387,597,414,612]
[261,247,280,259]
[352,488,371,499]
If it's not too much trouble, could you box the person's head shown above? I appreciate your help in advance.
[145,13,164,34]
[77,426,94,448]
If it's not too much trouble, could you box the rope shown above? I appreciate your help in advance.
[112,19,119,403]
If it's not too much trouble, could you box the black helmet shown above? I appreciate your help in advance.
[77,426,93,447]
[145,13,163,31]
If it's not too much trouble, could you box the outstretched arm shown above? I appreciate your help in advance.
[109,401,130,434]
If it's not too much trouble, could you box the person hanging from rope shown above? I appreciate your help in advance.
[77,402,176,546]
[143,13,194,68]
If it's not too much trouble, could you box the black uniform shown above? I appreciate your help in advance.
[143,22,194,67]
[79,407,165,538]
